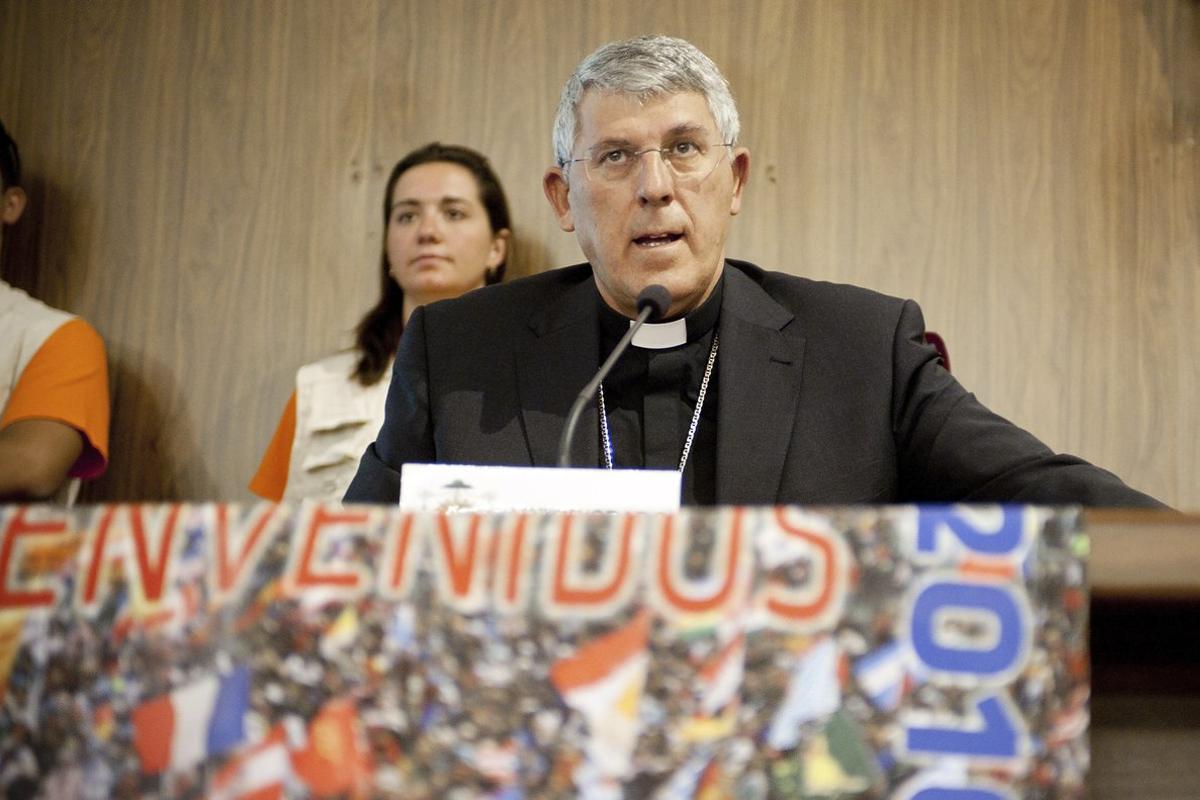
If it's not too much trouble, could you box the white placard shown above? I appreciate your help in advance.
[398,463,681,513]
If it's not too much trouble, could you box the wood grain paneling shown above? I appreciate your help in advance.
[1,0,1195,506]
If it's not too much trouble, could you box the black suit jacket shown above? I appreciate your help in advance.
[345,260,1161,507]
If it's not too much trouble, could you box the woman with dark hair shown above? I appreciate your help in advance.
[250,143,511,501]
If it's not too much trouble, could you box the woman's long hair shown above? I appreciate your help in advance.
[0,119,20,189]
[352,143,511,385]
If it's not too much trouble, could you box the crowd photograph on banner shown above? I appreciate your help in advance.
[1,505,1090,798]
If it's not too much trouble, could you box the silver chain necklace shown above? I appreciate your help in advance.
[597,331,719,472]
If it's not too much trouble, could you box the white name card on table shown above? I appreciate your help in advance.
[399,462,682,513]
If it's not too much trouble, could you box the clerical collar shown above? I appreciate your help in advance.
[596,273,724,350]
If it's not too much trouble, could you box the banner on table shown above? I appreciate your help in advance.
[0,503,1089,799]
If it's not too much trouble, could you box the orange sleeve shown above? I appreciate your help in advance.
[249,391,297,501]
[1,318,110,479]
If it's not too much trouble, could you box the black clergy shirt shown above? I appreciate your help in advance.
[596,274,723,505]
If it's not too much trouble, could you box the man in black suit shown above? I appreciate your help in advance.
[345,35,1160,508]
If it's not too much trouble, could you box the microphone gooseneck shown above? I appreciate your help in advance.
[556,285,671,468]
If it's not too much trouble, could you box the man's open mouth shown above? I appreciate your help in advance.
[633,232,683,247]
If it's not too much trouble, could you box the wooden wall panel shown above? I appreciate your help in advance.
[0,0,1195,507]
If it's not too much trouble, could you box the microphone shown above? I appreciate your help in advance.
[556,284,671,468]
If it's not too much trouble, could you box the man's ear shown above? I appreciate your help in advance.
[1,187,27,225]
[543,168,575,232]
[728,147,750,217]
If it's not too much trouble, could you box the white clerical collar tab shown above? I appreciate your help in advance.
[631,317,687,349]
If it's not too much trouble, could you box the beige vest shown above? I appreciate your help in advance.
[283,351,392,502]
[0,280,80,505]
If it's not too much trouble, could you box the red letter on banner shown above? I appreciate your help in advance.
[761,508,849,632]
[493,514,532,612]
[0,508,70,610]
[378,513,421,599]
[542,514,638,619]
[436,515,482,597]
[211,504,283,605]
[653,509,746,618]
[428,514,493,612]
[286,505,371,595]
[79,506,182,608]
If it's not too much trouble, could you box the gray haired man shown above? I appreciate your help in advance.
[346,35,1161,508]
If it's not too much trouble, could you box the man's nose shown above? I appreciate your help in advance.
[636,149,674,206]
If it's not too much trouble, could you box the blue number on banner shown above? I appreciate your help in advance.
[911,790,1007,800]
[911,581,1025,676]
[906,693,1022,759]
[916,506,1023,557]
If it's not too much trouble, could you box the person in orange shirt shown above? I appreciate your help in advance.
[0,119,110,503]
[250,143,512,501]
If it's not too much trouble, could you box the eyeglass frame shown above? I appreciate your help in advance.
[558,139,735,185]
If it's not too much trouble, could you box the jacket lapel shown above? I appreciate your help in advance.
[715,267,807,505]
[515,277,602,468]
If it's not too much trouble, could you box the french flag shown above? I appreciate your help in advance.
[131,666,251,774]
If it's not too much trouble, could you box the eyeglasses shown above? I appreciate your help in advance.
[561,138,733,185]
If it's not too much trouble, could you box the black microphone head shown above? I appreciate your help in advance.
[636,284,671,322]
